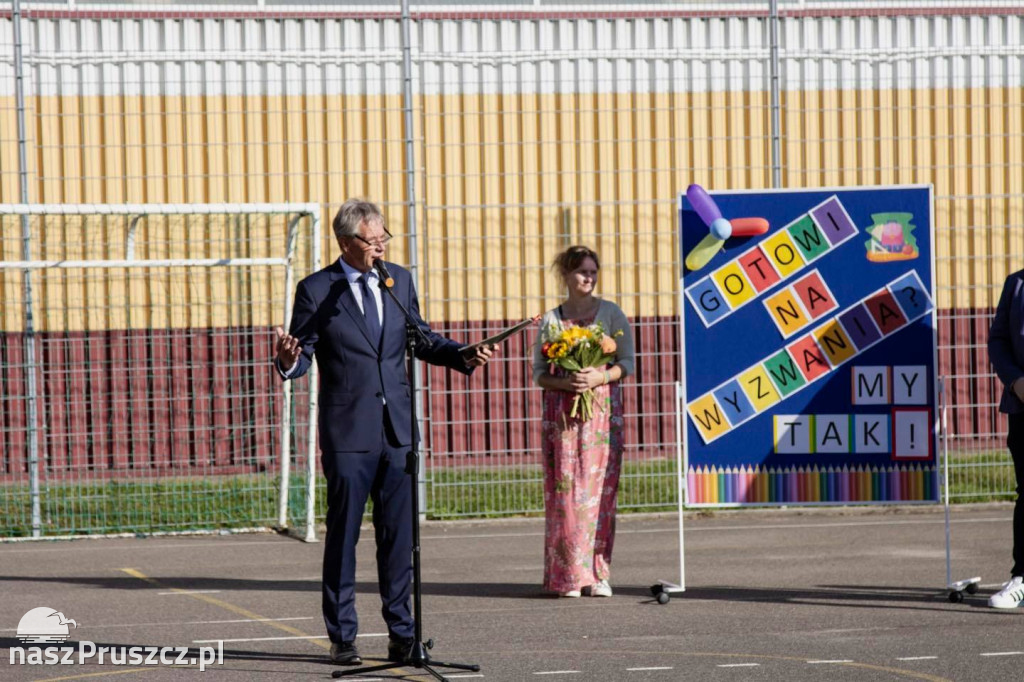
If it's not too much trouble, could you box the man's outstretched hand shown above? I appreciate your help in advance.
[275,326,301,371]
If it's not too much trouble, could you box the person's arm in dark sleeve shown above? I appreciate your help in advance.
[274,281,318,381]
[404,278,478,375]
[989,274,1024,391]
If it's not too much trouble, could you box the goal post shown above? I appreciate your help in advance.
[0,203,321,541]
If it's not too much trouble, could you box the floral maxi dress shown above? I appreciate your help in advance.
[541,314,625,593]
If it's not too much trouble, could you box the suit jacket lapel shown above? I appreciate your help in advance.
[330,263,380,354]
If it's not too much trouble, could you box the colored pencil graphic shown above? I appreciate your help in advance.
[687,464,938,505]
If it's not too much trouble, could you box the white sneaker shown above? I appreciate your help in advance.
[989,576,1024,609]
[558,589,581,598]
[583,580,612,597]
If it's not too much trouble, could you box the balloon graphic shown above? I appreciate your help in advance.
[684,184,769,271]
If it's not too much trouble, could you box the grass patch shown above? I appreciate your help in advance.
[1,476,290,537]
[0,453,1016,537]
[424,459,679,518]
[946,449,1017,503]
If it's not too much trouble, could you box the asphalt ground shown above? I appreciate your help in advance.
[1,504,1021,682]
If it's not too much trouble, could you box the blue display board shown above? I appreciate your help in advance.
[680,186,937,506]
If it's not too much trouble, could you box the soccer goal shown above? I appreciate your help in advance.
[0,203,321,541]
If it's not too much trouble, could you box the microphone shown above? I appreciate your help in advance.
[373,259,395,289]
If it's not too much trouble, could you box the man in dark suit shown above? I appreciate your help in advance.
[988,268,1024,609]
[274,199,494,664]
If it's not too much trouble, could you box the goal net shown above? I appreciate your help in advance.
[0,203,321,540]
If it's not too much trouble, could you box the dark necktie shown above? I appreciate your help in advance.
[359,272,381,345]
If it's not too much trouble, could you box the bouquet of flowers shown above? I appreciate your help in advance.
[540,320,621,421]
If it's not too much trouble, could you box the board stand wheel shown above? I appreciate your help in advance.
[947,576,981,603]
[650,581,683,605]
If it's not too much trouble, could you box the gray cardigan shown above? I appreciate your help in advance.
[531,299,635,385]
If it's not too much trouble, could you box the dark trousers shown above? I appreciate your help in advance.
[321,419,413,643]
[1005,411,1024,577]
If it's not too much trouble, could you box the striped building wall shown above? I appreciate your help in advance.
[1,5,1022,484]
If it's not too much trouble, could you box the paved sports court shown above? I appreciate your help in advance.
[1,505,1020,681]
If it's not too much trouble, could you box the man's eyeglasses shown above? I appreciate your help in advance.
[351,231,392,249]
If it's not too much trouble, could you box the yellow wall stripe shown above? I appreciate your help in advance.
[1,86,1022,331]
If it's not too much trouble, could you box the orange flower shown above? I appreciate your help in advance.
[599,334,617,354]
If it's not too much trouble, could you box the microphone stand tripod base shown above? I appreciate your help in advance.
[332,639,481,681]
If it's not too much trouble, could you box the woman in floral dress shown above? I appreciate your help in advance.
[532,246,635,597]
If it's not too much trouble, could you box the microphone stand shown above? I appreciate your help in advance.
[334,267,480,682]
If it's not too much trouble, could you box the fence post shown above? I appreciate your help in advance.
[12,0,41,537]
[399,0,428,518]
[768,0,783,189]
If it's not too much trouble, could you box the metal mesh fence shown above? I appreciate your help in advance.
[0,2,1021,532]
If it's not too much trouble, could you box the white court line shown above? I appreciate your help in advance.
[0,539,292,553]
[194,633,387,644]
[717,663,760,668]
[897,656,938,661]
[532,672,581,676]
[158,590,222,595]
[807,659,853,664]
[626,667,674,671]
[2,517,1008,549]
[195,635,328,643]
[980,651,1024,657]
[422,517,1010,541]
[447,675,486,679]
[2,616,314,632]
